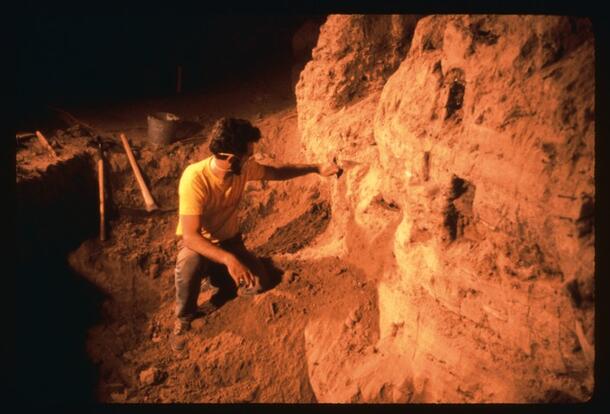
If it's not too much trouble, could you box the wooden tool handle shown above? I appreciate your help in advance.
[35,131,59,159]
[98,157,106,241]
[119,133,159,212]
[48,106,98,136]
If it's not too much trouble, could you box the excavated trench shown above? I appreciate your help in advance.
[15,146,183,403]
[15,154,105,404]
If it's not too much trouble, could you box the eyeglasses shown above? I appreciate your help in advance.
[216,151,252,163]
[217,152,241,163]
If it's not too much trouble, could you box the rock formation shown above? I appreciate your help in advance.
[297,14,594,403]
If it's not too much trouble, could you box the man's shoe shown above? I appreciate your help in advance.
[171,320,190,351]
[173,320,191,336]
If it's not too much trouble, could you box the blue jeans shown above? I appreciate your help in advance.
[174,233,266,323]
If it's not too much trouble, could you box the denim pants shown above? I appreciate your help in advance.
[174,233,266,322]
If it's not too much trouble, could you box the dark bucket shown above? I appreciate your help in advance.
[147,112,179,146]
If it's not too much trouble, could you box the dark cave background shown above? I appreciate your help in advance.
[16,11,326,128]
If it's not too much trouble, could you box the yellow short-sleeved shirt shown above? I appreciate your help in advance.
[175,156,266,243]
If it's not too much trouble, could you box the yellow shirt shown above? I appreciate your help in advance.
[175,156,266,243]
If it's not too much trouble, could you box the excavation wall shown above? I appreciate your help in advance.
[296,15,594,403]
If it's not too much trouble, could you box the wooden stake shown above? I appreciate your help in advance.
[97,143,106,241]
[35,130,59,159]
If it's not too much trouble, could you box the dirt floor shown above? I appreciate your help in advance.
[17,64,377,403]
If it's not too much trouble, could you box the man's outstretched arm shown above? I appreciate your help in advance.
[262,160,341,181]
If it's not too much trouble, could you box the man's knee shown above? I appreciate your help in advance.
[175,245,206,283]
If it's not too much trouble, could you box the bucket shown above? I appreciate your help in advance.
[147,112,180,146]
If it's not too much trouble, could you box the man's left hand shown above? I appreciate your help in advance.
[318,159,342,177]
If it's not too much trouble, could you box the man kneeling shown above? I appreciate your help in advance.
[172,117,339,350]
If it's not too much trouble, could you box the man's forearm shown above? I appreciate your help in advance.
[183,233,233,266]
[266,164,319,181]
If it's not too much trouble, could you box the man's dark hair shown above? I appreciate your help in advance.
[208,117,261,156]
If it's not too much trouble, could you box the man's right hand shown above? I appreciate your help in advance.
[182,215,257,288]
[225,255,256,288]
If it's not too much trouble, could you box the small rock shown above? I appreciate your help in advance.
[139,367,165,386]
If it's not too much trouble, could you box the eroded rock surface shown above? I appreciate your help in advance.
[298,14,594,403]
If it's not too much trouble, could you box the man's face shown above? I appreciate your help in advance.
[220,142,254,175]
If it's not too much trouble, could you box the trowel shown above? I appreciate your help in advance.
[334,157,363,178]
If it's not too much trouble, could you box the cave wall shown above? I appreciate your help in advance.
[297,15,594,403]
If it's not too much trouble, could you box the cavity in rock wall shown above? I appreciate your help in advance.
[443,175,475,242]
